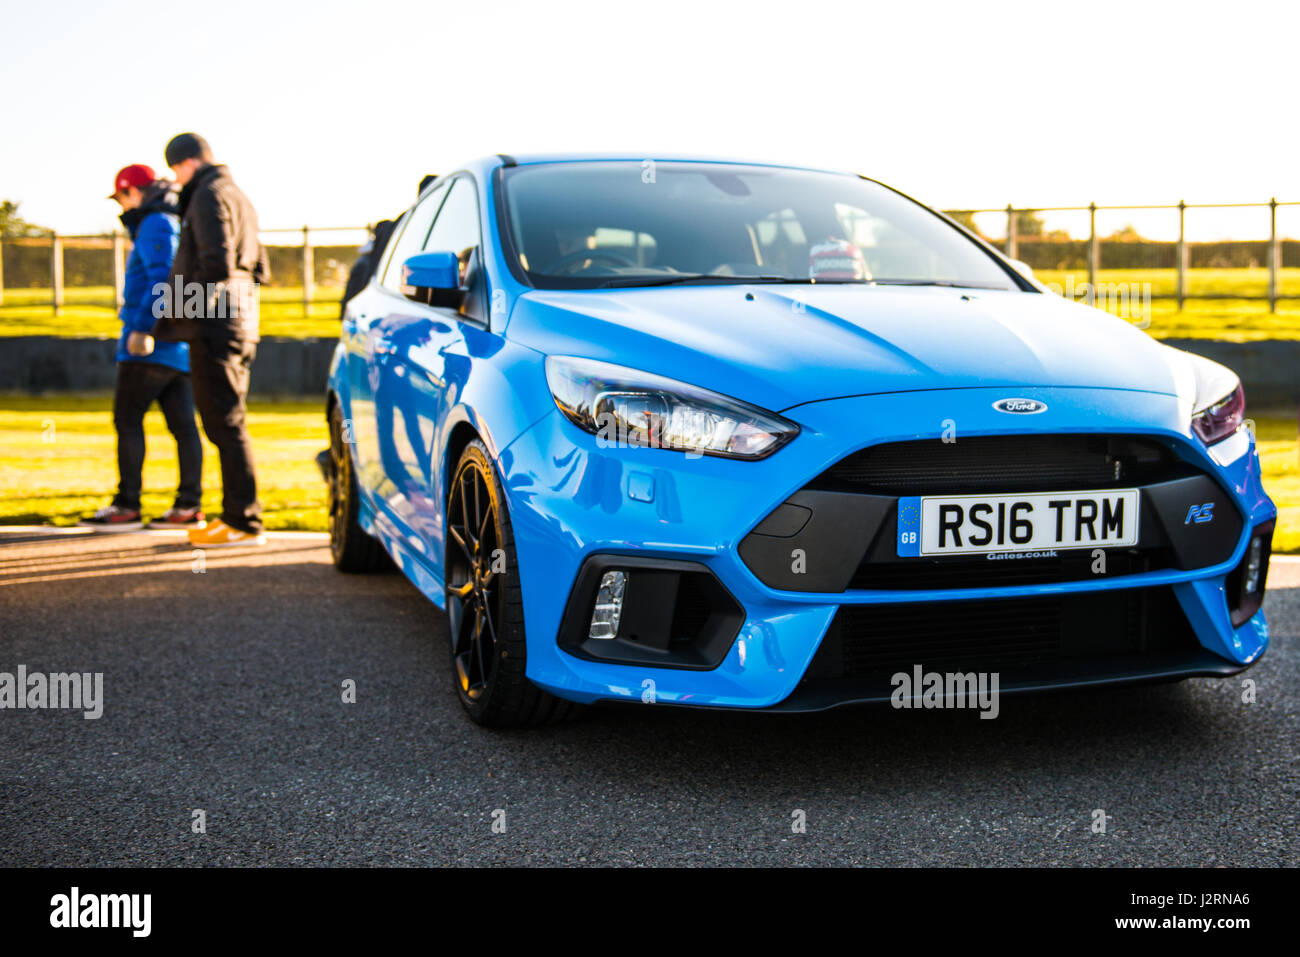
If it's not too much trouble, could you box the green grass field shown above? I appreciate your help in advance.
[0,395,329,531]
[1034,268,1300,341]
[1255,417,1299,553]
[0,286,344,339]
[1,395,1296,553]
[2,269,1300,340]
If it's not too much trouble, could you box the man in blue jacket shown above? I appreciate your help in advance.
[82,164,204,530]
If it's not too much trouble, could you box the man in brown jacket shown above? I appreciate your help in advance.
[154,132,269,546]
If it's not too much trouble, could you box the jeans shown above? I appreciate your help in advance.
[188,335,263,534]
[113,361,203,512]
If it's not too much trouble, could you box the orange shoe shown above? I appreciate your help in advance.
[187,518,267,548]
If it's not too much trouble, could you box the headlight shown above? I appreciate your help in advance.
[544,356,799,460]
[1191,382,1245,446]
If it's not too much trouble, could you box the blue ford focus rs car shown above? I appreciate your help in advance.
[324,154,1275,726]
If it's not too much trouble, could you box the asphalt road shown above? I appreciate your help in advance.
[1,527,1296,866]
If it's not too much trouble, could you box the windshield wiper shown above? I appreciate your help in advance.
[595,274,1005,290]
[597,274,865,289]
[867,279,1010,289]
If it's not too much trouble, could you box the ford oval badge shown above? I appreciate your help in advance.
[993,398,1047,414]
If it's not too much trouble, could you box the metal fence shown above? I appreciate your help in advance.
[946,200,1300,311]
[2,200,1299,316]
[0,225,368,315]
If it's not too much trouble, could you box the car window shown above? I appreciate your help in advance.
[501,162,1018,290]
[754,208,808,276]
[380,181,448,293]
[423,177,482,284]
[833,201,955,281]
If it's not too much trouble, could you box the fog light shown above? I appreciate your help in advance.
[588,570,627,640]
[1229,520,1273,628]
[1244,536,1264,594]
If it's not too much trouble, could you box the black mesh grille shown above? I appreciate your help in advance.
[849,547,1173,590]
[841,597,1061,672]
[669,573,713,640]
[812,434,1177,495]
[808,587,1194,679]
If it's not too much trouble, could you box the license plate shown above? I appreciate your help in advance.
[896,489,1139,557]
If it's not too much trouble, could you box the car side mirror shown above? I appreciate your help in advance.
[402,251,461,305]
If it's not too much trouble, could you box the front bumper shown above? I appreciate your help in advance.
[499,386,1276,710]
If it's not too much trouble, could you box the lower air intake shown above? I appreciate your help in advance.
[806,586,1196,679]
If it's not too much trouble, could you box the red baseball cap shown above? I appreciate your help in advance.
[108,164,156,199]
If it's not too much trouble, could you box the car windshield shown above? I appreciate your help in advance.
[500,161,1018,291]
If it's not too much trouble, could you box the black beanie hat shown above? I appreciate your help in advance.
[164,132,211,167]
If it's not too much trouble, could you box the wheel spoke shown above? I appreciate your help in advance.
[477,495,493,550]
[451,603,470,655]
[480,596,498,654]
[472,610,488,687]
[447,596,463,652]
[460,471,476,549]
[473,471,483,543]
[447,580,474,600]
[447,524,473,565]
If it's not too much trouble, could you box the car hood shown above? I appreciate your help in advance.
[506,283,1204,412]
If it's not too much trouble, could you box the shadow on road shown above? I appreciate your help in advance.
[1,530,1294,865]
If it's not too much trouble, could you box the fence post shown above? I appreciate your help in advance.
[112,230,126,309]
[302,225,313,316]
[1268,198,1279,313]
[1088,203,1099,289]
[1176,200,1187,311]
[1006,205,1018,260]
[51,233,63,317]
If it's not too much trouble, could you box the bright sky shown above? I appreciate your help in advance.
[3,0,1297,240]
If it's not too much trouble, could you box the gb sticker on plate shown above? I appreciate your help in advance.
[897,498,922,557]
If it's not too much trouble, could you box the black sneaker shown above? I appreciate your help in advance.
[80,505,144,531]
[149,506,207,529]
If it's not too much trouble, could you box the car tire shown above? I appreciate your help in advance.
[445,439,582,727]
[327,402,392,573]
